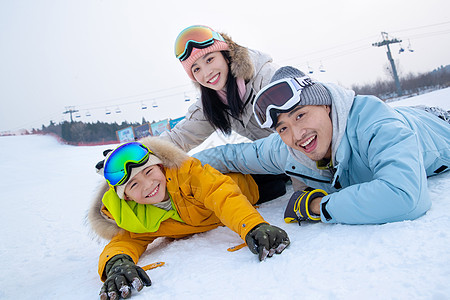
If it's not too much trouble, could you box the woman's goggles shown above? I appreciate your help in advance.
[174,25,225,61]
[253,76,314,128]
[104,142,152,186]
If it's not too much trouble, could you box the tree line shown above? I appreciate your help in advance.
[33,120,143,144]
[351,65,450,99]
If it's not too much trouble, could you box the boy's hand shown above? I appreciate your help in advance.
[100,254,151,300]
[245,223,290,261]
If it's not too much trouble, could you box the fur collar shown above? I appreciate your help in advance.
[222,32,254,81]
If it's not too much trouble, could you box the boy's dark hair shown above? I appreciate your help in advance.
[200,51,244,135]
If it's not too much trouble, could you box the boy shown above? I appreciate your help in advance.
[194,66,450,225]
[88,137,289,300]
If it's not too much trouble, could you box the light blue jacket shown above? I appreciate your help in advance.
[194,88,450,224]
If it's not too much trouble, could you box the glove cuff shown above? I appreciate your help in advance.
[284,189,327,223]
[105,254,134,275]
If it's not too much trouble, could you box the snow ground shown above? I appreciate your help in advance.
[1,88,449,300]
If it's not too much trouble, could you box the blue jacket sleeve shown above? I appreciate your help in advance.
[193,132,288,175]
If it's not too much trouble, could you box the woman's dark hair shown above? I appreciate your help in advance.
[200,51,244,135]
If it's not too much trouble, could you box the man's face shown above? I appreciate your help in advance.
[274,105,333,161]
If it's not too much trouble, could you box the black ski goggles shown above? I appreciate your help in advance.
[253,76,314,128]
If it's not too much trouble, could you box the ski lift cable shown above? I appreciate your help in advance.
[76,88,197,113]
[73,83,194,110]
[389,21,450,34]
[280,34,378,64]
[282,22,450,66]
[401,29,450,40]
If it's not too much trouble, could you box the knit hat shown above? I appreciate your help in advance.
[96,144,163,199]
[176,26,230,81]
[270,66,332,106]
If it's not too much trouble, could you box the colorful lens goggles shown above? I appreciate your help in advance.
[174,25,225,61]
[253,76,314,128]
[104,142,152,186]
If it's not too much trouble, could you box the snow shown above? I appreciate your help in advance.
[1,88,450,300]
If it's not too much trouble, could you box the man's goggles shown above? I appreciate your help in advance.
[104,142,152,186]
[253,76,314,128]
[174,25,225,61]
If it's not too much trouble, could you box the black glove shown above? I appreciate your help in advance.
[100,254,152,300]
[245,223,290,261]
[284,188,327,224]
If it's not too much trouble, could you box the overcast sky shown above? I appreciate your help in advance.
[1,0,449,132]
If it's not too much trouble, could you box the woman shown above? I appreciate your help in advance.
[163,25,277,150]
[160,25,290,201]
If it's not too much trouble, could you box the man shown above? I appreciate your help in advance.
[194,66,450,225]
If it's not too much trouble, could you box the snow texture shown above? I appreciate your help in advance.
[1,88,449,300]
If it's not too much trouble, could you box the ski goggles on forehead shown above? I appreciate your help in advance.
[174,25,225,61]
[103,142,152,186]
[253,76,314,128]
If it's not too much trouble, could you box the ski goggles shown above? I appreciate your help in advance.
[104,142,152,186]
[253,76,314,128]
[174,25,225,61]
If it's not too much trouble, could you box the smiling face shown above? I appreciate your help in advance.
[124,164,169,204]
[191,51,229,91]
[274,105,333,161]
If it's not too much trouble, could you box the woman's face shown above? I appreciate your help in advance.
[191,51,229,91]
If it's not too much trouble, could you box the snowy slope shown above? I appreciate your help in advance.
[1,88,449,300]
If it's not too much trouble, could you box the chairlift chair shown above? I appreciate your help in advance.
[408,40,414,52]
[319,62,326,72]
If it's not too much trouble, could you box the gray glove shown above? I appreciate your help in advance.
[245,223,290,261]
[100,254,152,300]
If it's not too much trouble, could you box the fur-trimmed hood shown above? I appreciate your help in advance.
[221,32,254,81]
[87,137,190,240]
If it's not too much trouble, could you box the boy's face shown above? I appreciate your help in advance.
[124,165,169,204]
[274,105,333,161]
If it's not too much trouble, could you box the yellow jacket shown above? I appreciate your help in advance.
[88,137,265,281]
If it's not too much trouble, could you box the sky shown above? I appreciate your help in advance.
[1,0,449,132]
[1,90,449,299]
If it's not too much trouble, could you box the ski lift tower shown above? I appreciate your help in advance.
[63,106,79,123]
[372,32,403,96]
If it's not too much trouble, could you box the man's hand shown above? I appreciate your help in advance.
[284,188,328,224]
[245,223,290,261]
[100,254,152,300]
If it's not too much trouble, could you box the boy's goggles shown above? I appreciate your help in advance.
[104,142,152,186]
[253,76,314,128]
[174,25,225,61]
